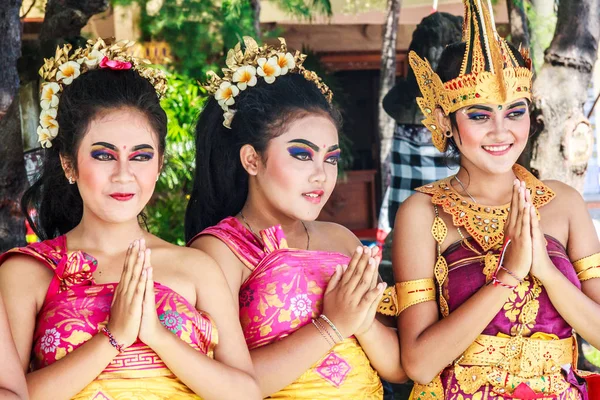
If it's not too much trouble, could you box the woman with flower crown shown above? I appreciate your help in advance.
[185,37,407,399]
[392,0,600,399]
[0,39,260,400]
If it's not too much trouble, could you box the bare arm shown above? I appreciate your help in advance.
[0,292,28,400]
[140,250,261,400]
[393,183,531,384]
[531,183,600,348]
[0,256,119,400]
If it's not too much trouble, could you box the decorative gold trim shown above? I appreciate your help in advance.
[573,252,600,281]
[396,279,436,314]
[416,165,555,252]
[377,286,399,316]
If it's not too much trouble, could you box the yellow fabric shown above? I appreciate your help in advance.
[267,337,383,399]
[377,285,399,316]
[573,252,600,281]
[396,279,436,314]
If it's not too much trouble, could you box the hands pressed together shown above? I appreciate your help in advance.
[321,245,387,341]
[499,179,554,287]
[106,239,164,351]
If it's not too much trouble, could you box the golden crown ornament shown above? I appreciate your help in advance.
[409,0,533,152]
[203,36,333,129]
[37,38,168,148]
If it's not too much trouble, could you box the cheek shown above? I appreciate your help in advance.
[76,158,110,194]
[264,155,301,190]
[131,161,160,188]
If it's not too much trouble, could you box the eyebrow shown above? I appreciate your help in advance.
[91,142,154,152]
[465,105,493,112]
[288,139,339,153]
[507,101,528,110]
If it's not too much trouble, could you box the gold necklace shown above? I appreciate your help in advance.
[239,210,310,250]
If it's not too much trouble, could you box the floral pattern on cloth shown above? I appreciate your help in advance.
[196,216,383,399]
[0,236,218,399]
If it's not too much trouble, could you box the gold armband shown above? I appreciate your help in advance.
[396,278,436,314]
[573,252,600,282]
[377,286,399,316]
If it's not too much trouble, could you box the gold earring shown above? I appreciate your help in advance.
[67,176,75,184]
[444,130,453,138]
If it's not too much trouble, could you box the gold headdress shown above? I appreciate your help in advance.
[37,38,168,148]
[409,0,533,152]
[203,36,333,128]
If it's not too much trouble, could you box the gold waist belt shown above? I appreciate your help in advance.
[460,333,574,374]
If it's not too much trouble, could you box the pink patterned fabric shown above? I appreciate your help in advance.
[195,217,383,399]
[0,236,217,398]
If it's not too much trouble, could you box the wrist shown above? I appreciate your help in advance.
[355,320,377,339]
[141,324,169,349]
[534,259,559,284]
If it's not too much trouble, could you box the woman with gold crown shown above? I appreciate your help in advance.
[185,37,407,398]
[0,38,261,400]
[392,0,600,398]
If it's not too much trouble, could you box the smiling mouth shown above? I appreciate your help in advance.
[110,193,135,201]
[482,144,513,154]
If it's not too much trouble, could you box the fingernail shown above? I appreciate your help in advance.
[356,246,363,254]
[368,258,374,265]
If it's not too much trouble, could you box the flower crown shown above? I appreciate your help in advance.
[37,38,168,148]
[203,37,333,128]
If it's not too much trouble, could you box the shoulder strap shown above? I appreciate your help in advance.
[432,205,450,317]
[196,217,265,271]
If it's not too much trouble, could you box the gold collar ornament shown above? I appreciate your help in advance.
[203,37,333,129]
[408,0,533,152]
[416,165,555,252]
[37,38,168,148]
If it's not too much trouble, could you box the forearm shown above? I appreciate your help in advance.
[539,267,600,348]
[355,320,406,383]
[148,327,260,400]
[402,275,514,383]
[26,333,118,400]
[250,321,334,396]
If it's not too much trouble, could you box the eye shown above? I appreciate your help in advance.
[468,114,490,121]
[291,151,312,161]
[92,152,115,161]
[131,153,154,161]
[326,156,339,165]
[507,109,527,119]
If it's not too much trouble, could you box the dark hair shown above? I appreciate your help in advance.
[185,73,341,242]
[22,68,167,240]
[435,41,528,156]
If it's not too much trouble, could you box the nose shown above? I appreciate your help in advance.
[112,158,135,183]
[309,161,327,184]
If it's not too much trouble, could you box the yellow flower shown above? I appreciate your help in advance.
[40,108,59,136]
[215,82,239,108]
[37,126,55,148]
[233,65,257,90]
[257,57,281,84]
[223,109,236,129]
[40,82,60,110]
[56,61,81,85]
[78,49,104,68]
[277,52,295,75]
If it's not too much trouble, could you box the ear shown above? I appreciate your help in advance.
[59,154,76,181]
[434,108,452,135]
[240,144,260,176]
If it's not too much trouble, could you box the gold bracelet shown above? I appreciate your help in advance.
[314,317,337,345]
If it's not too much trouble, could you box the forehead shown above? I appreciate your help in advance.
[273,114,338,147]
[81,108,158,148]
[462,97,529,110]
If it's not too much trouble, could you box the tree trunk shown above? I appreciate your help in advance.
[39,0,109,41]
[378,0,401,196]
[506,0,530,49]
[0,0,26,252]
[529,0,556,71]
[530,0,600,191]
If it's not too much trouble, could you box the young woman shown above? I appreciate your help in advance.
[185,37,406,398]
[0,39,260,400]
[0,293,28,400]
[393,0,600,399]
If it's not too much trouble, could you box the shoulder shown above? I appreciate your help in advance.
[0,251,53,309]
[310,221,361,255]
[395,192,436,226]
[542,180,586,214]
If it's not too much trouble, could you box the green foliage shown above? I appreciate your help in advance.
[524,0,557,71]
[145,72,204,244]
[583,342,600,369]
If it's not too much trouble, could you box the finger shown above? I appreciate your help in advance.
[340,246,363,286]
[351,257,377,296]
[521,202,531,239]
[348,247,373,285]
[132,267,147,312]
[361,282,386,307]
[127,244,147,301]
[143,267,155,312]
[368,259,379,289]
[120,240,139,295]
[530,204,542,239]
[507,179,520,231]
[514,186,526,238]
[325,265,342,294]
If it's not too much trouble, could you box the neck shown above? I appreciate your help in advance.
[454,162,517,206]
[66,207,148,256]
[241,187,306,239]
